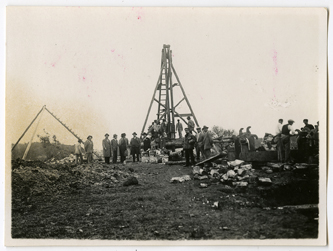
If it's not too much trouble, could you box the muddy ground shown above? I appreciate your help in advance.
[11,159,319,240]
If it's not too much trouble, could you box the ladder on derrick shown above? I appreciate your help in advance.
[142,44,199,138]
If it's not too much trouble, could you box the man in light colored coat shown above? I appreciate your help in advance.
[202,126,214,159]
[84,135,94,163]
[102,133,111,164]
[176,119,183,138]
[187,116,195,134]
[74,139,83,165]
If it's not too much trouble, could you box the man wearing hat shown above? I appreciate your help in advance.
[111,134,119,164]
[176,119,183,138]
[275,119,284,162]
[84,135,94,163]
[281,119,296,163]
[102,134,111,164]
[130,132,141,162]
[142,132,151,154]
[183,128,197,167]
[202,126,214,159]
[119,133,129,163]
[195,127,202,161]
[74,139,83,165]
[187,116,195,134]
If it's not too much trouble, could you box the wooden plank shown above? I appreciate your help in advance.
[196,153,225,166]
[174,113,193,117]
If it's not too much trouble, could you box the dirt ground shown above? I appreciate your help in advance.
[11,159,319,240]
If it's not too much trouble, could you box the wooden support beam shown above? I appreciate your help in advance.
[174,113,193,118]
[141,62,165,134]
[171,64,200,127]
[11,105,45,151]
[22,106,46,160]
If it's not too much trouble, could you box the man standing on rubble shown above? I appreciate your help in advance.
[275,119,284,162]
[84,135,94,163]
[74,139,83,165]
[111,134,119,164]
[202,126,214,159]
[102,134,111,164]
[187,116,195,134]
[281,119,296,163]
[183,128,196,167]
[130,132,141,163]
[195,127,202,161]
[176,119,183,138]
[119,133,129,163]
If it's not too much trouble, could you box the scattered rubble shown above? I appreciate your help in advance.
[170,175,191,183]
[11,158,136,201]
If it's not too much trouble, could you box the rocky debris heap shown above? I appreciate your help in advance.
[190,159,315,188]
[192,159,258,187]
[141,149,170,164]
[46,154,76,164]
[11,159,137,202]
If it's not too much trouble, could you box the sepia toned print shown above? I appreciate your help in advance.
[5,7,327,246]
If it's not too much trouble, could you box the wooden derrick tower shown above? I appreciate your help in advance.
[141,44,199,138]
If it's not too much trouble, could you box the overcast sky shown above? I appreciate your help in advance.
[6,7,326,150]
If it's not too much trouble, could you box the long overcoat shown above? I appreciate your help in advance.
[102,138,111,157]
[84,139,94,153]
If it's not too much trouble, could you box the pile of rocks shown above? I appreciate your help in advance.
[46,154,76,164]
[12,160,137,202]
[192,159,283,188]
[192,159,258,187]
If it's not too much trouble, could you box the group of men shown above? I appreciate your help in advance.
[175,116,196,138]
[275,118,319,163]
[73,132,143,165]
[182,125,214,167]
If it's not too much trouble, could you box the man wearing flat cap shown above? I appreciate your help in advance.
[130,132,141,163]
[84,135,94,163]
[111,134,119,164]
[119,133,129,163]
[102,134,111,164]
[281,119,296,163]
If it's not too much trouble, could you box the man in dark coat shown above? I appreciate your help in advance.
[142,132,151,153]
[195,127,202,161]
[111,134,118,164]
[281,119,296,163]
[119,133,129,163]
[102,133,111,164]
[183,128,197,167]
[130,132,141,162]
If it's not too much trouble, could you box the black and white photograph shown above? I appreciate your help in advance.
[4,6,327,246]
